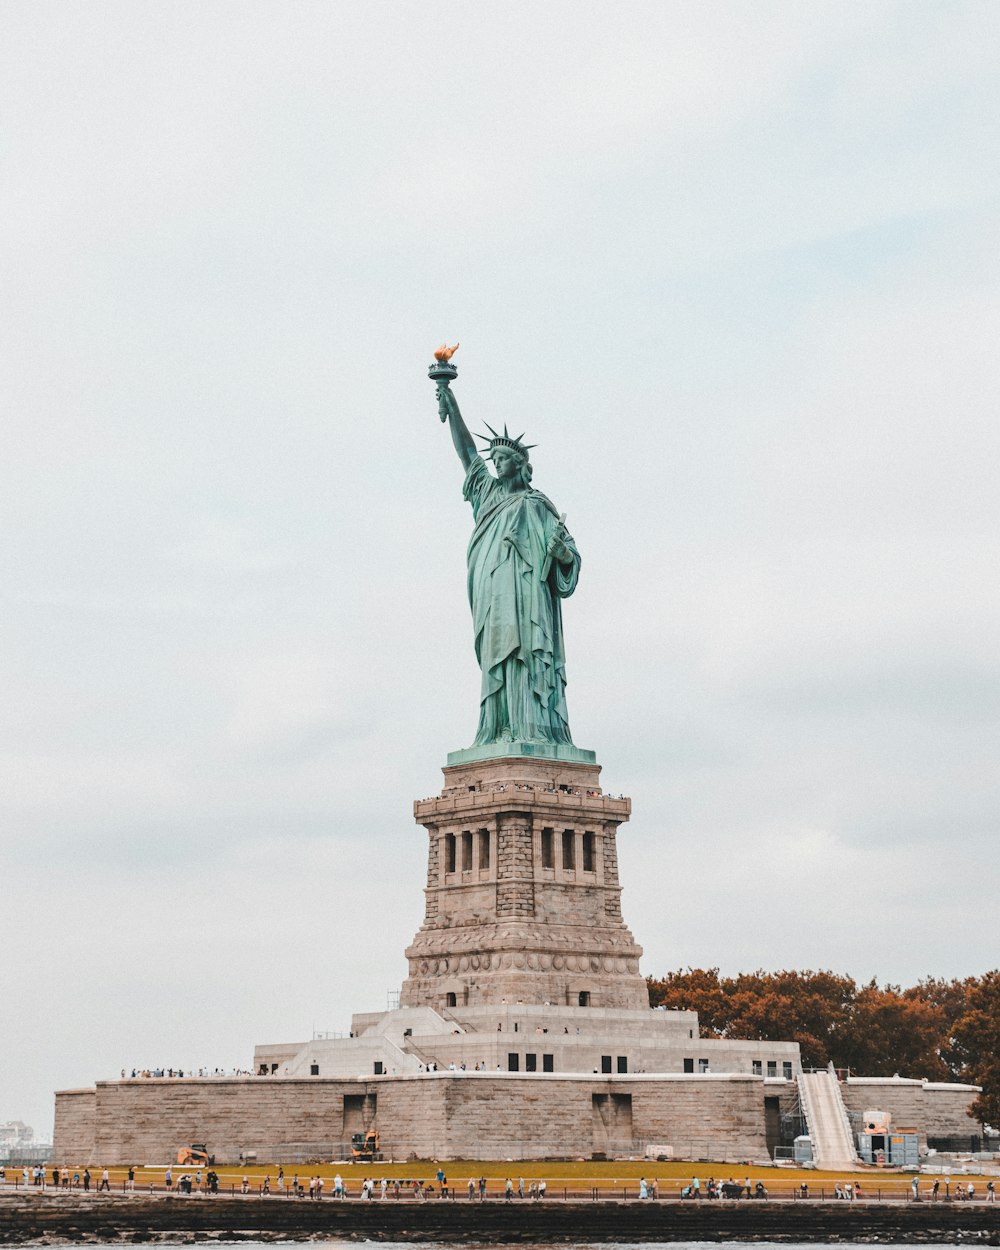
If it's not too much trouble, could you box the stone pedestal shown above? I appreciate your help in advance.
[401,754,646,1011]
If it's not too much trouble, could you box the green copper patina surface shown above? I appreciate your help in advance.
[431,357,592,761]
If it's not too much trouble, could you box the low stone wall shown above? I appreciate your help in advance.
[2,1192,999,1244]
[843,1079,981,1147]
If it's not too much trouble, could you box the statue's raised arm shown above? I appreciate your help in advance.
[438,384,476,472]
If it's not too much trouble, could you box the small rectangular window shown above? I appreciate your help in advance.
[310,1063,320,1075]
[683,1058,694,1073]
[479,829,490,870]
[462,830,473,871]
[583,831,595,872]
[445,833,456,873]
[525,1053,537,1072]
[562,829,575,869]
[507,1053,519,1072]
[617,1056,628,1074]
[578,990,591,1007]
[783,1061,793,1080]
[601,1055,612,1074]
[373,1062,383,1075]
[698,1058,709,1073]
[767,1060,777,1078]
[541,828,554,868]
[752,1060,762,1076]
[542,1054,554,1073]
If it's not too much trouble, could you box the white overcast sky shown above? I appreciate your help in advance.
[2,2,999,1137]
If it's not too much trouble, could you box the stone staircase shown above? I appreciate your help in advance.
[799,1065,859,1170]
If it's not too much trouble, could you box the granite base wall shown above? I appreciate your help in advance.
[55,1073,770,1165]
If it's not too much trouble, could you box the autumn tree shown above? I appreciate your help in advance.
[647,967,981,1085]
[951,970,1000,1129]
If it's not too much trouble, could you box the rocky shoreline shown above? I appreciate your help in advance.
[2,1193,1000,1245]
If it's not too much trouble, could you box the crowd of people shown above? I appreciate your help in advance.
[3,1163,995,1202]
[121,1068,257,1079]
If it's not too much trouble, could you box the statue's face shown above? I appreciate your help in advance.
[492,447,523,482]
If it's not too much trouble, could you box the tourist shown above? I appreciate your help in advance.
[334,1173,344,1199]
[100,1167,110,1192]
[164,1166,172,1191]
[911,1176,919,1201]
[692,1175,701,1199]
[316,1175,324,1200]
[967,1183,975,1201]
[379,1177,387,1200]
[854,1181,863,1200]
[518,1176,524,1198]
[241,1176,249,1194]
[127,1166,135,1192]
[651,1178,659,1199]
[83,1168,91,1191]
[505,1177,513,1201]
[479,1175,487,1200]
[639,1177,648,1199]
[538,1179,546,1199]
[468,1176,475,1199]
[263,1175,271,1195]
[932,1179,940,1201]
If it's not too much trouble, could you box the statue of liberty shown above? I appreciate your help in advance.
[432,353,581,749]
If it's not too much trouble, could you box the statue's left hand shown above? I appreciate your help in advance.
[547,530,572,565]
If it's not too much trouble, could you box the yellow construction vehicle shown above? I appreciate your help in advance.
[350,1130,380,1161]
[176,1143,214,1166]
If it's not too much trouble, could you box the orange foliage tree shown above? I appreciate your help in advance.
[646,968,976,1081]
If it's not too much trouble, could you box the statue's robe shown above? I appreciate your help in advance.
[463,455,580,745]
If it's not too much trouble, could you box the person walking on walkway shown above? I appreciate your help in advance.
[99,1168,110,1192]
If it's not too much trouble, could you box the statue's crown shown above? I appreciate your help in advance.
[477,423,536,459]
